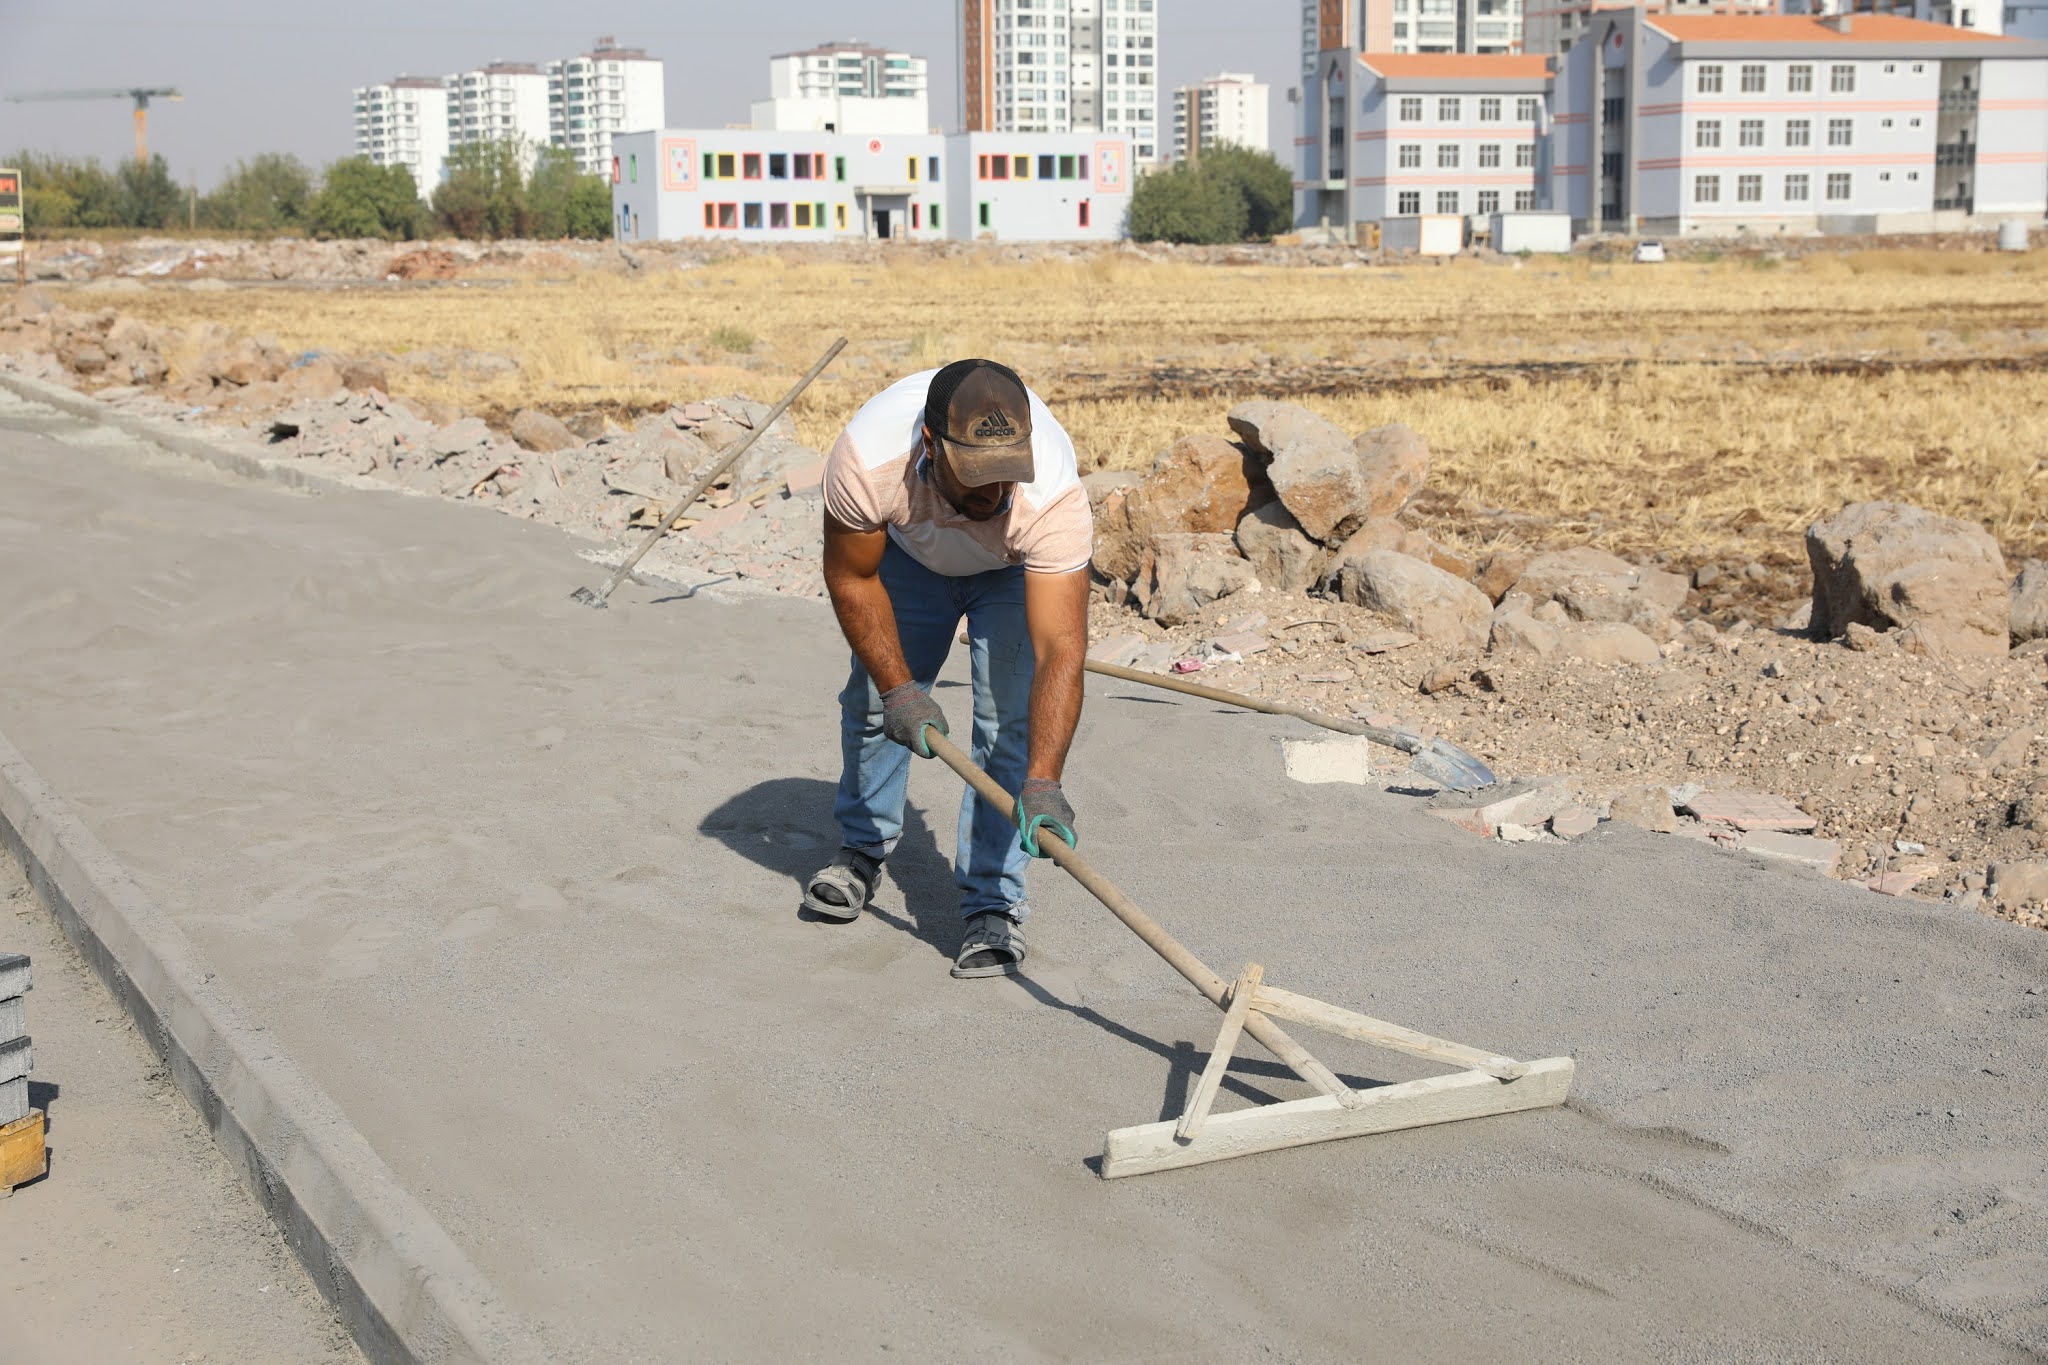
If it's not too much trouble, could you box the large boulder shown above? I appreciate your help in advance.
[1134,532,1259,626]
[1092,433,1268,583]
[214,337,284,387]
[510,408,579,453]
[1333,549,1490,651]
[1503,546,1688,632]
[1806,502,2009,657]
[1352,423,1431,520]
[1235,500,1324,592]
[1080,468,1138,507]
[2012,561,2048,644]
[1488,604,1560,658]
[1324,516,1469,583]
[1228,403,1426,545]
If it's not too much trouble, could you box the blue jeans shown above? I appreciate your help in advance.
[836,538,1035,921]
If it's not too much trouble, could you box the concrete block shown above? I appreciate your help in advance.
[1281,736,1373,786]
[1739,830,1841,875]
[1550,806,1599,839]
[0,1035,28,1086]
[1087,632,1146,667]
[0,997,22,1042]
[1130,641,1177,673]
[0,1076,23,1127]
[785,459,825,497]
[1429,775,1572,838]
[1683,789,1817,832]
[0,954,25,1003]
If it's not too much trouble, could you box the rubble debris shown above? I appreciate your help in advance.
[1681,790,1819,833]
[1738,830,1842,875]
[1502,546,1688,635]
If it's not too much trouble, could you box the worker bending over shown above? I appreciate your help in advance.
[806,359,1092,979]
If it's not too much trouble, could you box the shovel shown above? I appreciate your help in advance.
[1084,658,1498,792]
[570,336,847,608]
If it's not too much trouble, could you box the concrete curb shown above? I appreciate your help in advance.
[0,367,397,499]
[0,729,548,1364]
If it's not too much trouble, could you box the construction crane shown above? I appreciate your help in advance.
[5,87,183,165]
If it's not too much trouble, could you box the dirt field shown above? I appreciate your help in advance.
[94,245,2048,597]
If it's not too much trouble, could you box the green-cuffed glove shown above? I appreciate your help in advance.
[1016,778,1077,858]
[880,681,948,758]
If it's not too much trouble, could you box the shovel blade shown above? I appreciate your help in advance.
[569,585,608,609]
[1409,741,1497,793]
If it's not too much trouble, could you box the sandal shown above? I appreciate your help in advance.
[803,849,882,922]
[951,911,1026,979]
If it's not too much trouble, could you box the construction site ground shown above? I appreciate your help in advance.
[2,392,2045,1360]
[0,837,358,1362]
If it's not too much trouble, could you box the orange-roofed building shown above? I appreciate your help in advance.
[1347,54,1553,223]
[1549,10,2048,235]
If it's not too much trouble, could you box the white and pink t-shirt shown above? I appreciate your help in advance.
[823,368,1093,577]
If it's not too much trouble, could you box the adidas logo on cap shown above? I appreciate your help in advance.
[972,407,1020,441]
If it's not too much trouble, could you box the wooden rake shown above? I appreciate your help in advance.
[925,732,1573,1177]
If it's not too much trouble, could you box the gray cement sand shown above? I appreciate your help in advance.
[0,845,359,1362]
[2,392,2045,1361]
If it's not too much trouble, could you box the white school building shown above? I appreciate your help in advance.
[608,129,1135,242]
[1299,11,2048,239]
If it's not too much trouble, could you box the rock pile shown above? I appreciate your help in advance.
[1090,398,1692,665]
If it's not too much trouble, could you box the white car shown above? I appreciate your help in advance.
[1633,239,1667,264]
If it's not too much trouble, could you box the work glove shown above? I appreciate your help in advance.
[880,681,948,758]
[1016,778,1077,858]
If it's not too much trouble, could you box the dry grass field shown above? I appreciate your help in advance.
[111,247,2048,571]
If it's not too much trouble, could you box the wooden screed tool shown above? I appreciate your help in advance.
[571,337,846,608]
[923,732,1572,1177]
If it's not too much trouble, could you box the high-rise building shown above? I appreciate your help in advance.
[1299,0,1522,61]
[1523,0,1774,57]
[754,41,931,134]
[962,0,1160,162]
[548,38,666,177]
[447,62,552,166]
[1826,0,2004,32]
[351,76,450,198]
[1171,72,1270,161]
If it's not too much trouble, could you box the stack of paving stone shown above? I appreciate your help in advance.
[0,953,42,1193]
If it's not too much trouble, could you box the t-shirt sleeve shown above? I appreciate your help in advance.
[822,431,884,532]
[1019,480,1094,575]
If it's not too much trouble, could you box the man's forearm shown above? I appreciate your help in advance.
[1025,644,1084,781]
[825,571,912,694]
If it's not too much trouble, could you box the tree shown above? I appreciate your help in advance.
[433,140,528,239]
[9,151,121,230]
[565,176,613,239]
[113,155,182,229]
[1128,145,1297,245]
[1128,162,1246,245]
[1197,145,1294,240]
[308,157,424,239]
[203,153,314,232]
[435,141,612,240]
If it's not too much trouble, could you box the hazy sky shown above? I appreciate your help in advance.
[0,1,1301,187]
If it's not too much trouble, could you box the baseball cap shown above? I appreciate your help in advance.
[925,359,1035,487]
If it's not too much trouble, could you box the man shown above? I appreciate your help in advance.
[805,358,1092,979]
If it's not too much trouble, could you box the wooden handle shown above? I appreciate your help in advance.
[1083,658,1419,753]
[594,336,847,600]
[924,732,1357,1105]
